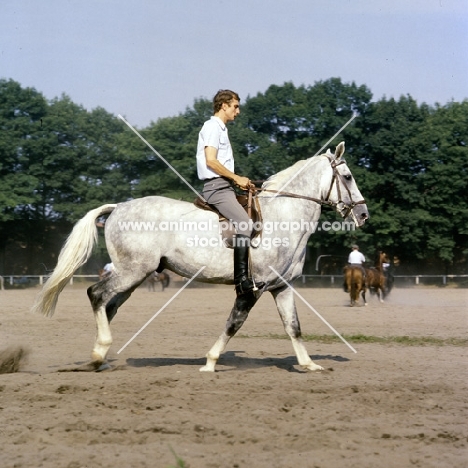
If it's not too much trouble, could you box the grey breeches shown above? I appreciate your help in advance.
[202,177,252,237]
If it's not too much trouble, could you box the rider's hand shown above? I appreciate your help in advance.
[234,175,252,190]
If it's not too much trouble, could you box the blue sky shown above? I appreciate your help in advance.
[1,0,467,128]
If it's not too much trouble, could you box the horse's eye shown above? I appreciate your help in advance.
[345,174,352,181]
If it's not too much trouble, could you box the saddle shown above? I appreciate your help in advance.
[193,192,263,248]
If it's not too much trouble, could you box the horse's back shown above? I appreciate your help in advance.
[113,196,195,215]
[101,194,233,281]
[345,265,365,288]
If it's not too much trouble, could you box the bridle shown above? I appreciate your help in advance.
[253,155,366,220]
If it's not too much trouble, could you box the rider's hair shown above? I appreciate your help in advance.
[213,90,240,113]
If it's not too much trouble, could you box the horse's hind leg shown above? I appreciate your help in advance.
[86,272,146,368]
[271,286,323,371]
[200,291,260,372]
[350,283,357,307]
[362,287,368,306]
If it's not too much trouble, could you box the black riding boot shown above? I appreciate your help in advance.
[234,235,264,295]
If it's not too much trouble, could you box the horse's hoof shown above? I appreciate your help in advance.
[303,363,324,372]
[200,356,217,372]
[96,362,112,372]
[365,303,368,306]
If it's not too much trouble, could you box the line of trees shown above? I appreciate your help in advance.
[0,78,467,275]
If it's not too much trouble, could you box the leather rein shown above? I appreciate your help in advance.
[248,156,366,219]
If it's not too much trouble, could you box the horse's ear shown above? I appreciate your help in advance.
[335,142,345,159]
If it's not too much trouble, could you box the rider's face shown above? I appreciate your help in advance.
[223,99,240,122]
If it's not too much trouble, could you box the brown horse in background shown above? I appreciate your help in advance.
[146,271,170,292]
[365,251,389,302]
[98,269,109,280]
[344,266,367,307]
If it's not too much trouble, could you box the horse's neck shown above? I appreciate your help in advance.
[258,194,321,225]
[259,156,328,222]
[375,253,385,271]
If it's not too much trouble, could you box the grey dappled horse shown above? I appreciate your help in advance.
[32,142,369,372]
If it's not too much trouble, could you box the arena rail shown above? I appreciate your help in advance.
[300,274,468,285]
[0,274,100,287]
[0,274,467,289]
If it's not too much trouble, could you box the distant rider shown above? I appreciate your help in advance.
[348,245,366,273]
[343,245,366,292]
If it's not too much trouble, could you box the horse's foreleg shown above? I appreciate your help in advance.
[362,288,368,306]
[271,286,323,372]
[200,291,259,372]
[379,280,385,302]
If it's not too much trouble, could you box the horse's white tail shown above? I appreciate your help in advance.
[31,204,117,317]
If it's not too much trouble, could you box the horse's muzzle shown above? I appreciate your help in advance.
[353,204,369,227]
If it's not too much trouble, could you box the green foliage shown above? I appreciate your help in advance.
[0,78,466,274]
[233,79,372,177]
[0,79,47,222]
[348,96,468,270]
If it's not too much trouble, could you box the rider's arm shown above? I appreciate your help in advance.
[204,146,252,190]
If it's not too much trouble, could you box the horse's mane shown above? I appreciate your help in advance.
[262,153,329,190]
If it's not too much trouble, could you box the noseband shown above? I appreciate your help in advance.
[256,156,366,219]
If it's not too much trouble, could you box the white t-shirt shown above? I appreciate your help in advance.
[348,250,366,264]
[196,116,234,180]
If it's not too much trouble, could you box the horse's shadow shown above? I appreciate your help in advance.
[125,351,350,373]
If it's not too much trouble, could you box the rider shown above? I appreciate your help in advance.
[196,89,263,295]
[343,245,366,292]
[348,245,366,273]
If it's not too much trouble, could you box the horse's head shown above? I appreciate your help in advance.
[322,142,369,227]
[380,251,390,264]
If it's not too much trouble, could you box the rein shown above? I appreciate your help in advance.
[251,156,366,218]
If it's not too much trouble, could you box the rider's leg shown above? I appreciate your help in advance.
[233,234,264,295]
[360,265,366,279]
[202,179,263,295]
